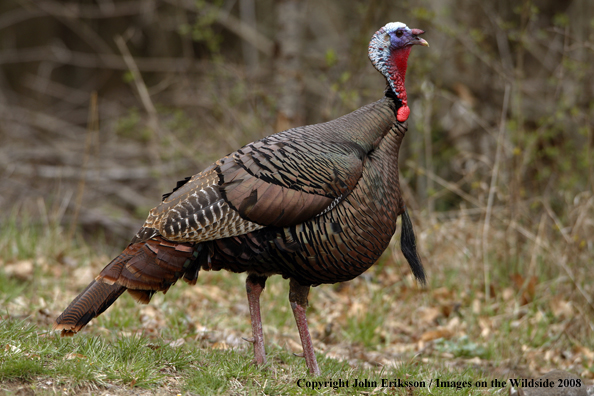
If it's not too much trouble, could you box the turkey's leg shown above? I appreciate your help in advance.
[246,274,267,365]
[289,279,320,375]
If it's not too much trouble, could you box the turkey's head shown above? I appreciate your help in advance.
[368,22,429,122]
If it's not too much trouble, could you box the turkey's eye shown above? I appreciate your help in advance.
[395,30,403,38]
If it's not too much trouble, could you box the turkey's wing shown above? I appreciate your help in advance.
[219,137,364,226]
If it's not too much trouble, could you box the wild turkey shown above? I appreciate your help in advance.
[55,22,429,375]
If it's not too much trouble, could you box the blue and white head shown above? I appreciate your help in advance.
[368,22,428,122]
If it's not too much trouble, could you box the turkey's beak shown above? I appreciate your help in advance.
[410,29,429,47]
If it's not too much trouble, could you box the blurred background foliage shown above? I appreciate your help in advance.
[0,0,593,346]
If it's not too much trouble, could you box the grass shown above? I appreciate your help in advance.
[0,319,495,395]
[1,203,593,394]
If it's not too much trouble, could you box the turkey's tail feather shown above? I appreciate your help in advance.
[54,280,126,336]
[54,236,200,336]
[400,207,426,284]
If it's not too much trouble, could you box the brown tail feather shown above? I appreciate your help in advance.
[126,289,155,304]
[54,236,200,336]
[97,237,200,291]
[54,280,126,336]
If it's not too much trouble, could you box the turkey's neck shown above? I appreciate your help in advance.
[286,94,406,159]
[387,46,411,122]
[380,94,407,163]
[370,96,407,217]
[331,94,406,156]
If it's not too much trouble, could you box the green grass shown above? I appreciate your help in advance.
[0,213,593,394]
[0,319,500,395]
[0,320,192,386]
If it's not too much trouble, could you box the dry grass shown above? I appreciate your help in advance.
[1,190,593,393]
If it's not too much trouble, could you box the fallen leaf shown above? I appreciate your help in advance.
[285,338,303,353]
[510,273,537,304]
[549,298,573,319]
[441,302,460,318]
[73,267,95,288]
[4,260,34,281]
[418,306,442,325]
[502,287,514,301]
[420,328,453,342]
[432,287,455,300]
[64,353,86,360]
[169,338,185,348]
[212,341,228,350]
[574,345,594,362]
[5,344,22,353]
[479,317,492,337]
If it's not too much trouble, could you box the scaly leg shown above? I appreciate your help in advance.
[245,274,267,365]
[289,278,321,375]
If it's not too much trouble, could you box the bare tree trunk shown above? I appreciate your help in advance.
[274,0,305,132]
[239,0,259,74]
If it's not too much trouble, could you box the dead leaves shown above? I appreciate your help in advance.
[168,338,185,348]
[549,297,574,319]
[420,329,454,343]
[415,287,463,344]
[3,260,34,281]
[64,353,87,360]
[510,273,537,305]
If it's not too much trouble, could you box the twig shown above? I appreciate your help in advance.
[55,189,74,227]
[169,0,274,56]
[35,0,114,55]
[5,163,178,181]
[399,177,420,212]
[482,84,510,301]
[542,200,572,244]
[23,74,118,107]
[528,213,546,276]
[405,160,483,208]
[0,8,44,31]
[0,1,156,31]
[406,160,549,251]
[77,207,142,238]
[541,199,594,313]
[558,254,594,313]
[569,195,594,241]
[479,3,514,73]
[589,126,594,196]
[429,166,479,202]
[1,1,148,27]
[115,35,162,138]
[0,104,86,138]
[114,34,202,170]
[433,205,504,220]
[553,25,571,103]
[452,28,512,84]
[37,196,50,230]
[67,92,98,244]
[114,34,172,191]
[422,81,435,216]
[0,46,201,72]
[239,0,259,72]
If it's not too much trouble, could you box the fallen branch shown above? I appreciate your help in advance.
[0,46,203,72]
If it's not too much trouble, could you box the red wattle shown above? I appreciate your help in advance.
[388,46,412,122]
[397,106,410,122]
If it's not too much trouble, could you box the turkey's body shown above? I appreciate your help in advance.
[55,22,429,376]
[207,97,406,285]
